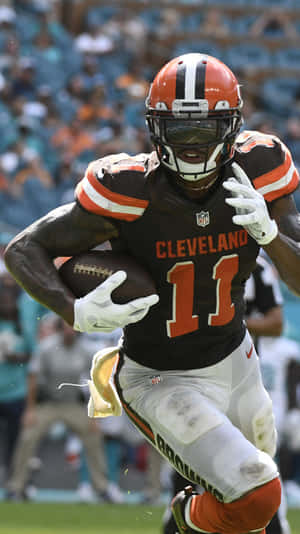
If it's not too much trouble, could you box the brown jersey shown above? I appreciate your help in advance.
[75,131,299,370]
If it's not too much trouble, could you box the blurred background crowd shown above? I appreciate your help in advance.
[1,0,300,509]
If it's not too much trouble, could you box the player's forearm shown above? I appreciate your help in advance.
[5,203,119,326]
[264,232,300,296]
[4,235,75,325]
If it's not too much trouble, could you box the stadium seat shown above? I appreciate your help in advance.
[22,178,58,220]
[48,21,73,49]
[251,0,293,7]
[274,47,300,69]
[0,195,33,229]
[124,101,145,129]
[177,0,204,4]
[225,43,272,71]
[172,41,222,60]
[15,12,40,44]
[98,51,130,84]
[262,77,300,115]
[0,105,18,152]
[0,30,13,52]
[54,90,79,123]
[206,0,248,5]
[85,6,120,28]
[63,46,83,78]
[179,12,203,32]
[139,9,161,30]
[232,15,257,35]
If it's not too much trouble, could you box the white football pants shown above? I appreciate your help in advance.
[115,330,278,503]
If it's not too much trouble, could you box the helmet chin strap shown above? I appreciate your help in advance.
[162,143,224,181]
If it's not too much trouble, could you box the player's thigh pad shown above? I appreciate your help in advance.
[154,387,224,445]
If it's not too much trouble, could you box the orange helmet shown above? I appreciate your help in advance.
[146,53,243,180]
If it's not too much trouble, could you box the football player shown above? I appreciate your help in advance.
[162,254,290,534]
[4,53,300,534]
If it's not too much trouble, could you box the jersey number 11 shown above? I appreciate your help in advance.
[166,254,239,337]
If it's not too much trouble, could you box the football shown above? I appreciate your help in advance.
[57,250,156,304]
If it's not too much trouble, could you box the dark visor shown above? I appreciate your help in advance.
[164,119,230,145]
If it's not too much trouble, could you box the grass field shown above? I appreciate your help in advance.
[0,503,300,534]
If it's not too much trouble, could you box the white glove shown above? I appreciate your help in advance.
[223,162,278,245]
[73,270,159,333]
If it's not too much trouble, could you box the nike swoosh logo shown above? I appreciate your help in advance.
[92,322,104,329]
[246,345,253,359]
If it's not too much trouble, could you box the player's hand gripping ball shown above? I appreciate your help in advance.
[58,250,159,333]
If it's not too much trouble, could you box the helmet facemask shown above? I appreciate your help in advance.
[146,108,242,181]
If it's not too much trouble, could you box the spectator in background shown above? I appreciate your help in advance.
[78,55,105,93]
[200,7,229,38]
[0,5,18,73]
[6,318,117,502]
[12,151,53,195]
[152,8,180,40]
[53,154,78,202]
[2,150,57,228]
[76,85,116,128]
[32,26,63,65]
[115,62,149,101]
[249,8,298,40]
[122,13,149,56]
[51,117,95,160]
[0,161,10,194]
[76,325,166,504]
[0,31,20,75]
[74,327,125,503]
[11,58,37,100]
[61,0,97,35]
[0,5,16,27]
[0,271,31,494]
[74,19,115,56]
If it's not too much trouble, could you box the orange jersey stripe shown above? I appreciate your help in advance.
[76,182,142,221]
[86,168,149,210]
[263,169,299,202]
[253,148,299,201]
[253,149,292,190]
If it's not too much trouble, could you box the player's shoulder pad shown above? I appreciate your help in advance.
[75,153,151,221]
[233,130,299,202]
[89,152,149,179]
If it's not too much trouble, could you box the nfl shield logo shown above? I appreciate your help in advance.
[196,210,210,227]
